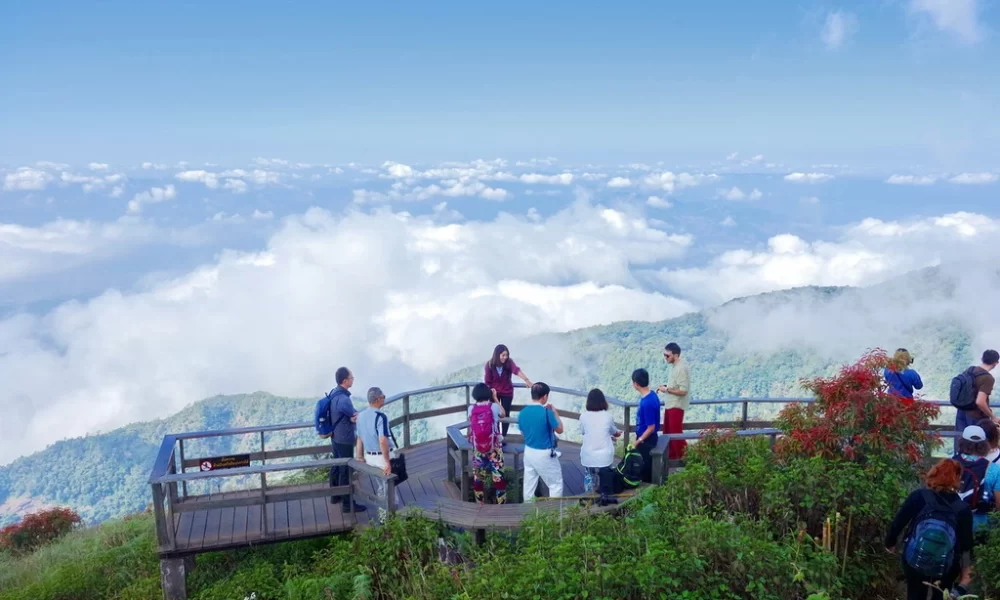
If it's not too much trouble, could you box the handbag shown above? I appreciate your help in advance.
[378,412,408,485]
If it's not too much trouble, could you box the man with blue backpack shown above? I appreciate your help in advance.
[315,366,366,513]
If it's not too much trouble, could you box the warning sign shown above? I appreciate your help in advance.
[197,454,251,472]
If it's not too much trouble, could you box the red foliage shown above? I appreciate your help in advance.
[774,349,940,467]
[0,507,82,555]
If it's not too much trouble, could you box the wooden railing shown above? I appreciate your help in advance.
[149,383,976,552]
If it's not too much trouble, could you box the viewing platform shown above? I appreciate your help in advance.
[147,382,964,599]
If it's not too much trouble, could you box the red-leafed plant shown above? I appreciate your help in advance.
[0,507,82,555]
[774,349,940,468]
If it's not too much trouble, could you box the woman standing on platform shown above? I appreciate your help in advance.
[485,344,533,439]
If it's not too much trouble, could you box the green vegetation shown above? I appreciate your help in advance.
[1,350,996,600]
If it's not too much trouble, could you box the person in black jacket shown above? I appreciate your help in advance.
[885,458,974,600]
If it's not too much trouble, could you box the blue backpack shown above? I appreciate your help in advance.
[903,490,963,580]
[314,388,346,438]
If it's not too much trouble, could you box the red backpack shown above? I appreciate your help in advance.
[469,403,497,453]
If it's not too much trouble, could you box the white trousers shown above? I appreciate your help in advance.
[364,453,404,510]
[523,446,564,500]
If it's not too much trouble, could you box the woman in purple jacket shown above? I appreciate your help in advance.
[485,344,533,438]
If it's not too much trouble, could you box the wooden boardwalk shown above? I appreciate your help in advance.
[163,439,630,555]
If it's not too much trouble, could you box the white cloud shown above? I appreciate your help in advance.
[720,216,737,227]
[88,163,109,171]
[749,188,763,200]
[641,171,717,193]
[726,152,739,161]
[4,168,55,191]
[720,187,745,201]
[949,172,997,184]
[784,172,834,183]
[607,177,633,188]
[479,187,510,201]
[253,157,290,168]
[0,199,695,463]
[821,10,859,50]
[801,196,821,205]
[519,173,575,185]
[646,196,672,209]
[384,161,416,179]
[142,162,169,170]
[35,161,69,170]
[251,209,274,220]
[127,184,177,214]
[223,179,248,194]
[655,210,1000,307]
[176,170,219,189]
[907,0,983,44]
[0,217,164,285]
[886,174,937,185]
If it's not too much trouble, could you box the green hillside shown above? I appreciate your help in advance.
[0,283,978,527]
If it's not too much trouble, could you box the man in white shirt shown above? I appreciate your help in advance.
[354,387,404,519]
[656,342,690,460]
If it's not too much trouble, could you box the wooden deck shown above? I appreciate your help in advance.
[162,438,635,555]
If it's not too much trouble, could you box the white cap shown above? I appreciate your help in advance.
[963,425,987,442]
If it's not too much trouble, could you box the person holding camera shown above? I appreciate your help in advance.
[884,348,923,406]
[518,382,564,499]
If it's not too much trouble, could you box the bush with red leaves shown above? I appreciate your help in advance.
[0,507,82,555]
[774,349,940,468]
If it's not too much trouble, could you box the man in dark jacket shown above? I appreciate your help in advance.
[329,366,366,512]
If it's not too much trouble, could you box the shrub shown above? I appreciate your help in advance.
[0,507,83,556]
[774,349,939,469]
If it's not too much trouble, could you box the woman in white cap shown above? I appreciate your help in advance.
[953,424,1000,538]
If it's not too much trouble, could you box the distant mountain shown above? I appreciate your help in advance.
[0,274,978,526]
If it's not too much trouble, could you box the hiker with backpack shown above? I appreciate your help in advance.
[951,349,999,452]
[578,388,623,498]
[484,344,533,440]
[467,382,507,504]
[354,387,405,519]
[952,425,1000,538]
[315,367,366,513]
[518,382,564,499]
[884,348,923,407]
[979,418,1000,464]
[885,458,974,600]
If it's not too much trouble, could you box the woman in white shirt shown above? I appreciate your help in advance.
[578,388,622,493]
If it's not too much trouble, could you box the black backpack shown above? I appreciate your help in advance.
[954,453,994,515]
[615,447,644,488]
[950,367,984,411]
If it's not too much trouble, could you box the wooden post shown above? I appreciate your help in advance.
[261,472,268,539]
[383,476,397,524]
[465,384,471,408]
[741,401,749,430]
[177,439,187,499]
[446,437,456,484]
[622,406,632,448]
[402,395,411,448]
[260,431,266,464]
[160,557,189,600]
[460,448,471,501]
[151,483,169,548]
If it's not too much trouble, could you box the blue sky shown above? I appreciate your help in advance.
[1,0,1000,464]
[2,0,998,167]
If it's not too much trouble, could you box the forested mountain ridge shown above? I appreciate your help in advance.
[0,278,979,526]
